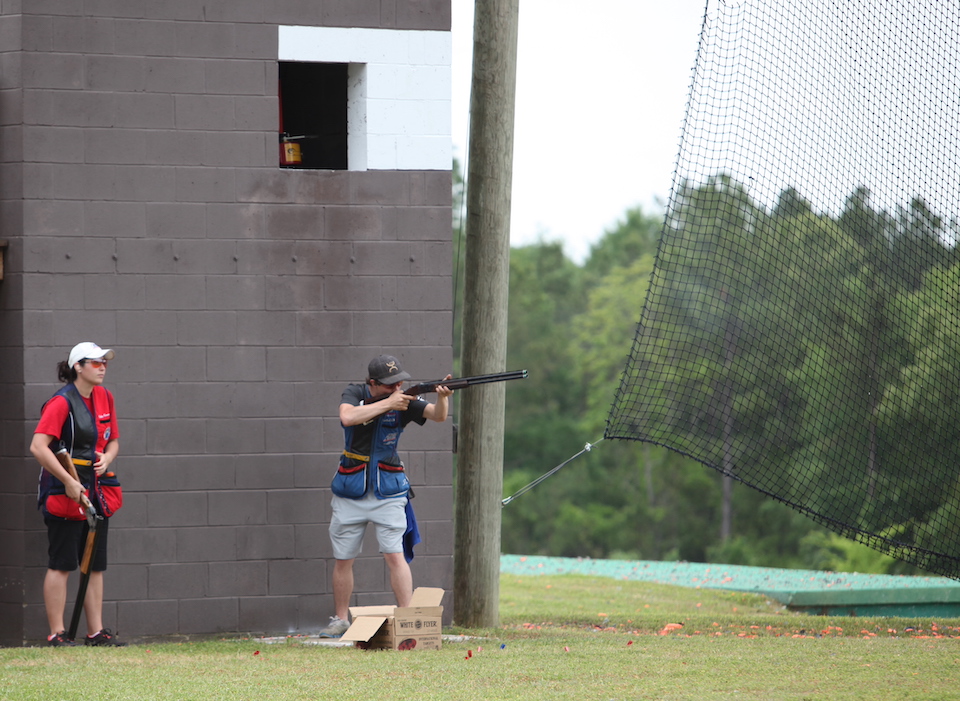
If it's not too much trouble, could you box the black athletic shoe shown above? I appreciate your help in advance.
[85,628,127,646]
[47,631,76,647]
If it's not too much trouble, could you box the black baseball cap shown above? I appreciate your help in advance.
[368,354,412,384]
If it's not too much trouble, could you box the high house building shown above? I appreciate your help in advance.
[0,0,453,646]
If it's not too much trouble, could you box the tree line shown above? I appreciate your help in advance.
[454,166,960,576]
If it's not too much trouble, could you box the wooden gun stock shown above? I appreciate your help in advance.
[54,449,95,517]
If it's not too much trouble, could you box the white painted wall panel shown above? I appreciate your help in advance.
[279,26,451,171]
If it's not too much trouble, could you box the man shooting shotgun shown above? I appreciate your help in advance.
[318,356,528,638]
[316,354,454,638]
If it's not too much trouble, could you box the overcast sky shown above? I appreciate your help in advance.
[452,1,707,263]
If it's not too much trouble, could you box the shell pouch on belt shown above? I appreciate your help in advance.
[45,474,123,519]
[45,492,91,520]
[332,453,368,498]
[331,453,410,499]
[376,460,409,498]
[97,473,123,517]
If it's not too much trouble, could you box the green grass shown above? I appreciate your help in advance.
[3,574,959,700]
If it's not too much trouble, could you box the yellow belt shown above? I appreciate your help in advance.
[72,458,93,466]
[342,451,369,462]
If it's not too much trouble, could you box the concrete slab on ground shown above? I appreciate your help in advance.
[501,554,960,617]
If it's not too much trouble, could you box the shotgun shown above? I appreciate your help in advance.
[366,369,528,402]
[56,448,102,641]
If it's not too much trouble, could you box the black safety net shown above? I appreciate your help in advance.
[607,0,960,578]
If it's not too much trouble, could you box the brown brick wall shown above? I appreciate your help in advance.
[0,0,452,646]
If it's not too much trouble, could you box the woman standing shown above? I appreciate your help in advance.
[30,342,125,646]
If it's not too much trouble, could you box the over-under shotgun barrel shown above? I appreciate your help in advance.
[368,369,528,402]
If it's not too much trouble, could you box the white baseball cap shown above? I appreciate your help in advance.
[68,342,115,368]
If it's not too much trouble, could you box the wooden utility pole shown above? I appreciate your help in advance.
[453,0,519,628]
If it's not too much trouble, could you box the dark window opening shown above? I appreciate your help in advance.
[278,61,348,170]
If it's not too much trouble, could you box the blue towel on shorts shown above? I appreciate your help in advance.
[403,499,421,563]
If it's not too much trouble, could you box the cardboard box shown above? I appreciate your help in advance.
[341,587,444,651]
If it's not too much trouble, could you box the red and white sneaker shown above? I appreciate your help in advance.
[85,628,128,646]
[47,631,76,647]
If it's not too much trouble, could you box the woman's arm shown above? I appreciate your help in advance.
[30,432,84,502]
[94,439,119,476]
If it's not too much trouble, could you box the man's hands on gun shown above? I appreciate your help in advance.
[380,374,453,411]
[381,387,412,412]
[424,375,453,423]
[340,374,454,427]
[435,375,454,398]
[344,370,526,426]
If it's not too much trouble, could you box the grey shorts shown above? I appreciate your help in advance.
[329,492,408,560]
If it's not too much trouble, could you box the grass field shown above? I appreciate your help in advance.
[3,573,959,700]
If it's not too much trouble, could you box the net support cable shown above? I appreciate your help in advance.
[502,438,604,507]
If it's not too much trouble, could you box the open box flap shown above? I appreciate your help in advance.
[407,587,444,608]
[341,615,388,643]
[348,604,396,617]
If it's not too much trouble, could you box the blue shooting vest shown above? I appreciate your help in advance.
[331,383,425,500]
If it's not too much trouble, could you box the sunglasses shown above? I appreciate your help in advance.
[83,359,108,369]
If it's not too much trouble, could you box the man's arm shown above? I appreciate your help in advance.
[340,390,414,426]
[422,380,453,423]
